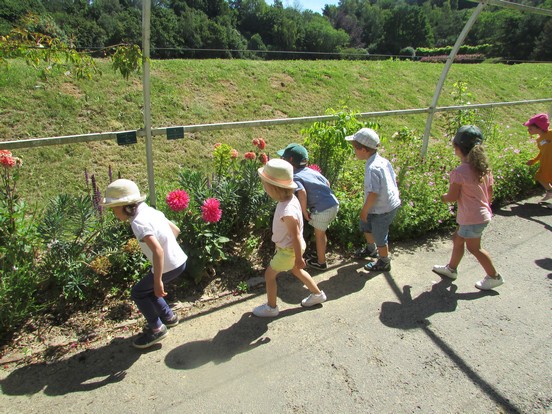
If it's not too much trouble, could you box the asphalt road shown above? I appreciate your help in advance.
[1,195,551,414]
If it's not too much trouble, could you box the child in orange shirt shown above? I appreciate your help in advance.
[524,113,552,203]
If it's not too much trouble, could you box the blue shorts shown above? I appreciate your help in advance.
[457,222,488,239]
[359,206,399,247]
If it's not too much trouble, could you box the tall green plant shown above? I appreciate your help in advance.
[302,108,378,186]
[0,150,43,336]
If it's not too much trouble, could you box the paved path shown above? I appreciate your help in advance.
[1,196,551,413]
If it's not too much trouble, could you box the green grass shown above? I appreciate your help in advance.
[0,58,551,205]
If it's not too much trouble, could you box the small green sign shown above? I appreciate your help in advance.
[116,131,137,146]
[167,127,184,140]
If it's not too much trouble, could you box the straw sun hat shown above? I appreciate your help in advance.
[101,179,147,207]
[258,159,297,189]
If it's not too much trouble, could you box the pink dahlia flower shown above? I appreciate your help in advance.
[230,149,239,158]
[201,198,222,223]
[244,152,256,160]
[259,153,268,165]
[166,189,190,211]
[257,138,266,150]
[308,164,322,173]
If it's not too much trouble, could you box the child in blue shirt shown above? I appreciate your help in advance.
[346,128,401,272]
[278,143,339,270]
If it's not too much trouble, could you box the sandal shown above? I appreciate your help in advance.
[364,259,391,272]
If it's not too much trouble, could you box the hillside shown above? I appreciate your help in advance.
[0,58,551,204]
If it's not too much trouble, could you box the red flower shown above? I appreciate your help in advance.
[0,150,15,167]
[308,164,322,173]
[257,138,266,150]
[214,143,222,148]
[259,153,268,165]
[230,149,238,159]
[166,189,190,211]
[244,152,256,160]
[252,138,259,146]
[201,198,222,223]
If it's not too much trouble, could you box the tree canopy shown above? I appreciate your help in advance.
[0,0,550,60]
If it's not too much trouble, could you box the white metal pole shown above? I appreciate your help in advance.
[421,2,486,158]
[142,0,155,206]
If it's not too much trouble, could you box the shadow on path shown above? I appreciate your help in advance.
[277,262,375,305]
[494,201,552,231]
[379,278,496,329]
[379,273,521,413]
[0,337,143,396]
[165,307,308,370]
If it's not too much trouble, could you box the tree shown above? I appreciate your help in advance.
[381,4,433,54]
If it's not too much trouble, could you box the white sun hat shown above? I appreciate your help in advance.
[258,159,297,189]
[101,179,147,207]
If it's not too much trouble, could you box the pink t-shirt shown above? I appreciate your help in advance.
[271,195,304,248]
[450,162,493,225]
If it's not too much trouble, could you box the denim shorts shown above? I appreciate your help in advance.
[359,206,399,247]
[457,222,488,239]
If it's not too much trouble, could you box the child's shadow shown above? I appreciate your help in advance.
[277,262,372,304]
[165,308,303,370]
[0,337,142,396]
[494,202,552,231]
[379,279,497,330]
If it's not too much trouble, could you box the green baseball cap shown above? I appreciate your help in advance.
[277,143,308,165]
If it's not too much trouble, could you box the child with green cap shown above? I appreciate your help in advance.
[432,125,504,290]
[277,143,339,270]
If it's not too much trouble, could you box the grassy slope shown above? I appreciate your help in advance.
[0,59,550,205]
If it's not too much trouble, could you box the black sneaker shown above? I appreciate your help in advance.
[364,259,390,272]
[162,314,179,328]
[353,246,378,259]
[132,325,168,349]
[306,258,328,270]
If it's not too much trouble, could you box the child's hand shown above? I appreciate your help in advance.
[295,257,306,269]
[154,280,167,298]
[303,211,311,221]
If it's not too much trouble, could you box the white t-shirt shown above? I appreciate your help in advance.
[364,153,401,214]
[130,203,187,273]
[271,195,304,249]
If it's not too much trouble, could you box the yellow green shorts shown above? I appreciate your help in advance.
[270,245,305,272]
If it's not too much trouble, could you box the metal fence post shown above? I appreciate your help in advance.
[142,0,155,207]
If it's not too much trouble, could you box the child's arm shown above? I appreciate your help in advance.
[360,192,378,222]
[168,220,181,238]
[296,189,310,221]
[441,182,461,203]
[283,215,306,269]
[142,235,167,297]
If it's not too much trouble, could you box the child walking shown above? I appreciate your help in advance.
[432,125,504,290]
[102,179,188,348]
[346,128,401,271]
[277,143,339,270]
[253,159,327,317]
[524,113,552,204]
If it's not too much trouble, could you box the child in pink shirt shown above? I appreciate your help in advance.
[524,113,552,203]
[432,126,504,291]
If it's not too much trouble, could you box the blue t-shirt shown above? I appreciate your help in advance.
[293,166,339,213]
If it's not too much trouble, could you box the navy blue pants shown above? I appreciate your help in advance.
[131,262,186,329]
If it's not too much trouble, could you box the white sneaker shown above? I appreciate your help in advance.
[252,303,279,317]
[542,191,552,202]
[301,291,327,307]
[475,274,504,290]
[432,264,458,280]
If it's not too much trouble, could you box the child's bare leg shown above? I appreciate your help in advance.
[291,267,321,294]
[377,244,389,258]
[466,238,498,276]
[314,228,327,264]
[448,230,465,270]
[264,266,279,308]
